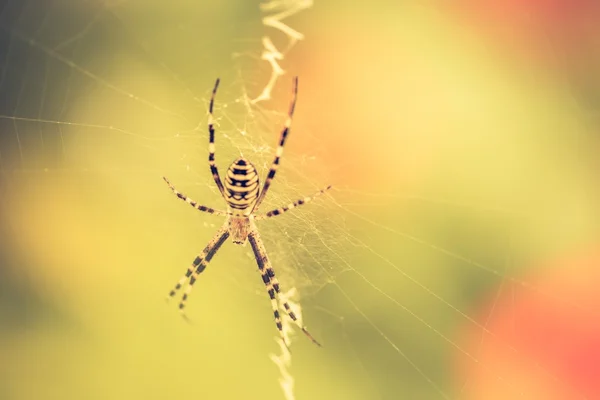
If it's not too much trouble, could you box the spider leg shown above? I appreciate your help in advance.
[252,77,298,212]
[166,226,230,318]
[256,185,333,220]
[163,177,228,216]
[248,231,321,348]
[208,78,226,196]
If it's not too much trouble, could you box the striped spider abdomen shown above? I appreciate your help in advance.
[224,158,260,215]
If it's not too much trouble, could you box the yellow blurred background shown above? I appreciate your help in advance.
[1,1,599,399]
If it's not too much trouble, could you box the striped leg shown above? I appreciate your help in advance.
[208,78,226,196]
[248,231,321,348]
[252,77,298,212]
[256,185,333,220]
[167,226,230,316]
[163,177,228,216]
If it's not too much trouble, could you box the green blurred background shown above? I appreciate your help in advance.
[1,1,600,399]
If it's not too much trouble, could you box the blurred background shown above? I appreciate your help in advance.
[1,1,599,399]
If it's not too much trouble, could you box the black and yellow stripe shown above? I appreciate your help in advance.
[224,158,260,214]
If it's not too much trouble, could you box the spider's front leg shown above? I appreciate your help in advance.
[208,78,226,196]
[247,230,321,348]
[252,77,299,212]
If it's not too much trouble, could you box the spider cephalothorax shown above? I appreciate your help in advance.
[163,77,332,347]
[228,216,253,245]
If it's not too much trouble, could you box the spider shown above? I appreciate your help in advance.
[163,77,331,348]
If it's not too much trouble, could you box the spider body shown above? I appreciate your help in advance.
[163,77,332,348]
[224,157,260,215]
[228,215,254,245]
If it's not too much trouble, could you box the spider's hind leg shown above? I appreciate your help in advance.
[270,278,322,347]
[278,292,322,347]
[166,226,230,318]
[248,231,321,348]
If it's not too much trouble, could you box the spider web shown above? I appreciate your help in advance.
[1,1,599,400]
